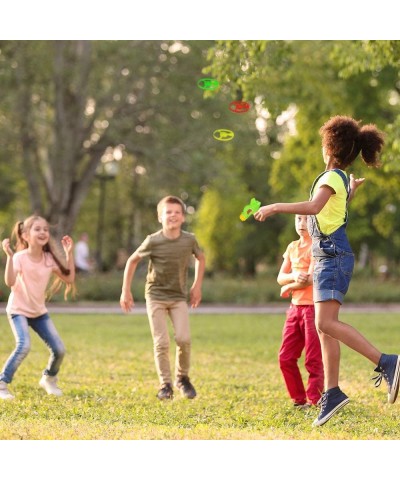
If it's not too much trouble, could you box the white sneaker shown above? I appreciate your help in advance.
[0,380,15,400]
[39,375,63,396]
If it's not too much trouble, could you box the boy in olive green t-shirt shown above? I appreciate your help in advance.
[120,196,205,400]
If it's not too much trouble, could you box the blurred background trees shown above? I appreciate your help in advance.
[0,40,399,276]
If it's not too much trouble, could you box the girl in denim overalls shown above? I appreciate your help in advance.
[255,115,400,427]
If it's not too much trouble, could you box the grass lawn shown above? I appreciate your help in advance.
[2,310,399,479]
[1,311,400,441]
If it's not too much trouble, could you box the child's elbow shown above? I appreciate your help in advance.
[308,205,321,215]
[5,273,16,287]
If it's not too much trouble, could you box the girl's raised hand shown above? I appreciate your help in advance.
[1,238,13,257]
[61,235,74,254]
[348,174,366,202]
[349,173,365,192]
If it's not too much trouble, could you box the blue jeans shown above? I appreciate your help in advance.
[0,313,66,384]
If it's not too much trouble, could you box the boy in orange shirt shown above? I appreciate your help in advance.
[277,214,324,407]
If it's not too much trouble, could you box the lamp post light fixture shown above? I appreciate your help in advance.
[95,158,119,271]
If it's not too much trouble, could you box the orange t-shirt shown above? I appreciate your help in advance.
[6,250,58,318]
[282,239,313,305]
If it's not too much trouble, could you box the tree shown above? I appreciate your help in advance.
[0,41,216,240]
[204,40,400,269]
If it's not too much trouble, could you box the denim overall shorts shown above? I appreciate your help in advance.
[307,169,355,304]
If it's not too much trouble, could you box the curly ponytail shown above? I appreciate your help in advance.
[319,115,384,169]
[358,124,385,167]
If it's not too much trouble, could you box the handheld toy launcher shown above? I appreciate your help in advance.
[240,198,261,221]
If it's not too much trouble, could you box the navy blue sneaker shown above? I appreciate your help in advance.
[372,354,400,404]
[175,376,197,399]
[157,383,173,400]
[312,387,350,427]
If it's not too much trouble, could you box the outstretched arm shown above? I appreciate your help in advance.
[254,186,333,222]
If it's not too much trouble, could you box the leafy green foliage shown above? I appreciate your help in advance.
[333,40,400,78]
[204,40,400,268]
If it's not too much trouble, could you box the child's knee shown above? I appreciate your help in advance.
[176,335,191,348]
[56,344,66,360]
[154,339,169,352]
[16,340,31,358]
[279,353,295,368]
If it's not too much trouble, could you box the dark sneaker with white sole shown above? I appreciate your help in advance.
[175,376,197,399]
[157,383,173,400]
[312,387,350,427]
[372,354,400,404]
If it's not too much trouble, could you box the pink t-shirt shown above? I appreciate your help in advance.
[6,250,58,318]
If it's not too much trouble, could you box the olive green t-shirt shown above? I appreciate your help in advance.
[135,229,202,301]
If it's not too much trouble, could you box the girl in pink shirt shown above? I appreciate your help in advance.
[0,215,75,400]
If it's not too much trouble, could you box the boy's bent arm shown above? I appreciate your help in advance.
[277,257,295,286]
[190,251,205,308]
[120,252,142,313]
[280,278,312,297]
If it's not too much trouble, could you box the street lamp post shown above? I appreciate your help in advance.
[95,159,119,271]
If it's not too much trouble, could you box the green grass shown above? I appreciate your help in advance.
[0,311,400,440]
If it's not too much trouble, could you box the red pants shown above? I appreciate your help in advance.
[279,304,324,405]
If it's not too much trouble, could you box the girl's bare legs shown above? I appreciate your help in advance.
[315,300,381,390]
[318,330,340,391]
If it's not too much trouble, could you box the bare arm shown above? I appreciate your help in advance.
[348,173,365,202]
[278,257,295,286]
[54,235,76,284]
[120,251,142,312]
[277,256,311,286]
[254,186,333,222]
[279,251,314,298]
[278,256,298,297]
[280,278,312,298]
[2,238,17,287]
[190,251,205,308]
